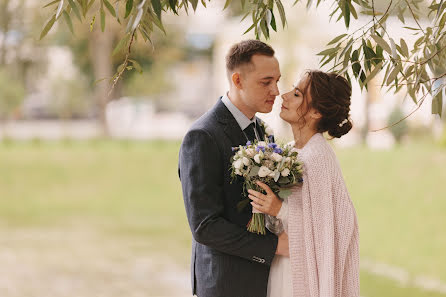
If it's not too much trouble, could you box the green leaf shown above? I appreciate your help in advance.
[348,1,358,19]
[434,0,445,23]
[151,11,166,34]
[400,38,409,57]
[93,77,108,85]
[125,0,133,18]
[117,63,126,73]
[139,27,153,46]
[43,0,60,8]
[260,19,269,39]
[386,63,401,85]
[248,166,261,177]
[56,0,65,19]
[87,0,94,11]
[68,0,81,21]
[339,38,354,58]
[90,15,96,32]
[327,33,348,45]
[190,0,199,11]
[275,0,286,28]
[40,14,56,40]
[320,52,336,67]
[389,37,397,59]
[100,7,105,32]
[278,189,292,199]
[343,1,350,28]
[169,0,178,14]
[342,45,352,70]
[316,47,338,56]
[439,11,446,30]
[80,0,88,16]
[371,34,392,55]
[243,22,256,35]
[360,10,383,16]
[403,26,420,31]
[103,0,117,17]
[151,0,162,19]
[403,65,415,79]
[223,0,232,9]
[129,59,143,73]
[351,49,360,77]
[270,10,277,31]
[362,61,383,87]
[112,34,130,56]
[432,91,443,116]
[63,10,74,34]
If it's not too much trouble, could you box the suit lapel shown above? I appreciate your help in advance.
[214,99,246,147]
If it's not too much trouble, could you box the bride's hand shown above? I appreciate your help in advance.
[248,181,283,217]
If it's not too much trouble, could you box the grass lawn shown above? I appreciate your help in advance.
[1,139,445,296]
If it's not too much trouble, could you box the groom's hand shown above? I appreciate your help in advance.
[275,232,289,257]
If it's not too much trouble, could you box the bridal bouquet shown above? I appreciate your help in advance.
[230,139,303,235]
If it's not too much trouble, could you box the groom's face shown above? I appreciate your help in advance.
[239,54,281,114]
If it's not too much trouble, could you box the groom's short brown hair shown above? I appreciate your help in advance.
[225,40,275,73]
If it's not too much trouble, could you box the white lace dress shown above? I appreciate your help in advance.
[266,185,303,297]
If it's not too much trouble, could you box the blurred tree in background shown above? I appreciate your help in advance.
[387,106,409,144]
[0,68,25,138]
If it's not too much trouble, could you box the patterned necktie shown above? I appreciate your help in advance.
[244,122,257,142]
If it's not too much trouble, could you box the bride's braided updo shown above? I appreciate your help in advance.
[299,70,353,138]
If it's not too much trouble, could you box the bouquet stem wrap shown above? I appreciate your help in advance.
[246,183,266,235]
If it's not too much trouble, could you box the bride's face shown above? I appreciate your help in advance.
[279,77,311,125]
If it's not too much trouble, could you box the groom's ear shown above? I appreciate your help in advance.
[231,72,243,89]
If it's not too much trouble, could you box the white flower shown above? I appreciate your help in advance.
[268,171,276,178]
[270,153,283,162]
[246,148,256,157]
[258,166,272,177]
[285,157,291,163]
[265,126,274,136]
[233,159,243,169]
[254,154,262,164]
[257,141,267,147]
[281,168,290,176]
[242,157,250,166]
[290,148,299,154]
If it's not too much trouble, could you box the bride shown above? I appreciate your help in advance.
[248,70,360,297]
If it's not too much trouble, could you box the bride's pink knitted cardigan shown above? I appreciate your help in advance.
[288,133,360,297]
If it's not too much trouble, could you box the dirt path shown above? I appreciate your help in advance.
[0,227,191,297]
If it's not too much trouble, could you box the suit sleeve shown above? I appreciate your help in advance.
[179,128,278,265]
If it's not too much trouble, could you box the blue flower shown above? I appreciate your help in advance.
[256,146,265,152]
[231,147,238,152]
[268,143,277,149]
[274,148,283,154]
[246,140,252,146]
[268,135,274,142]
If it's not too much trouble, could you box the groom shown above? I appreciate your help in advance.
[178,40,288,297]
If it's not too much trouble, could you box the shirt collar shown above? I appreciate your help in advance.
[221,92,256,130]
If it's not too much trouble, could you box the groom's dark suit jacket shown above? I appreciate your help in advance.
[178,98,278,297]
